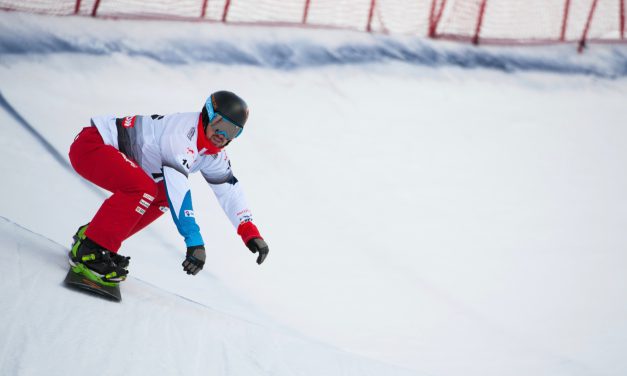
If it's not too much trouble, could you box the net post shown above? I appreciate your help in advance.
[578,0,599,52]
[621,0,625,39]
[428,0,436,37]
[366,0,376,32]
[472,0,488,45]
[303,0,311,24]
[560,0,571,41]
[200,0,208,19]
[429,0,446,38]
[74,0,81,14]
[91,0,100,17]
[222,0,231,22]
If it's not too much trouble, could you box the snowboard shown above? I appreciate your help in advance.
[64,268,122,302]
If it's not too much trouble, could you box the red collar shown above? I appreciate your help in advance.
[197,114,222,155]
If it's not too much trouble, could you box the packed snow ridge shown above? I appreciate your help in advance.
[1,11,626,77]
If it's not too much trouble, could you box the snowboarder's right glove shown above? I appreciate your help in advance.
[182,245,206,275]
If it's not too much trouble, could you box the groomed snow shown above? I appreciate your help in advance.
[0,217,418,376]
[1,11,627,376]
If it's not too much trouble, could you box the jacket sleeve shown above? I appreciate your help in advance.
[200,153,262,243]
[163,166,204,247]
[208,178,253,228]
[161,132,204,248]
[208,179,262,244]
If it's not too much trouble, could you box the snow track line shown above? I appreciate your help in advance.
[0,90,106,198]
[0,215,62,252]
[131,276,273,329]
[0,91,73,173]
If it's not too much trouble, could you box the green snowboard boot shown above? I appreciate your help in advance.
[71,223,131,269]
[69,224,129,286]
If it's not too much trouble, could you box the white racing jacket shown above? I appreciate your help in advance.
[91,112,254,248]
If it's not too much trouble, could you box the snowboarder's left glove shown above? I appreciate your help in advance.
[237,221,268,265]
[183,245,206,275]
[246,238,269,265]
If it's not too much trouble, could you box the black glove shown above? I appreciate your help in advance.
[246,238,269,265]
[182,245,206,275]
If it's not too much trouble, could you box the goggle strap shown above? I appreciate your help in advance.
[205,97,216,122]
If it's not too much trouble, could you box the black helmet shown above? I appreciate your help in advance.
[202,90,249,131]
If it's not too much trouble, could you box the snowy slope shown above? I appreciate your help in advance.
[0,217,418,376]
[0,77,414,376]
[1,10,627,376]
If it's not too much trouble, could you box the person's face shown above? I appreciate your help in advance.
[205,123,229,148]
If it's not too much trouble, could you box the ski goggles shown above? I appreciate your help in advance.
[205,100,243,140]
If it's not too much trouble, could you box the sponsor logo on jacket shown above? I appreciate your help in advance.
[179,147,196,170]
[187,127,196,141]
[237,209,252,223]
[122,116,137,128]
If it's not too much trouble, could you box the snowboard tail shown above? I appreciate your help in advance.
[64,268,122,302]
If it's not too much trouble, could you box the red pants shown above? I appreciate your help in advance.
[69,127,168,252]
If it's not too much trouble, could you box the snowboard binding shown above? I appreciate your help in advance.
[64,223,130,301]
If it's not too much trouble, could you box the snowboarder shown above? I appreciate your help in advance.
[67,91,269,289]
